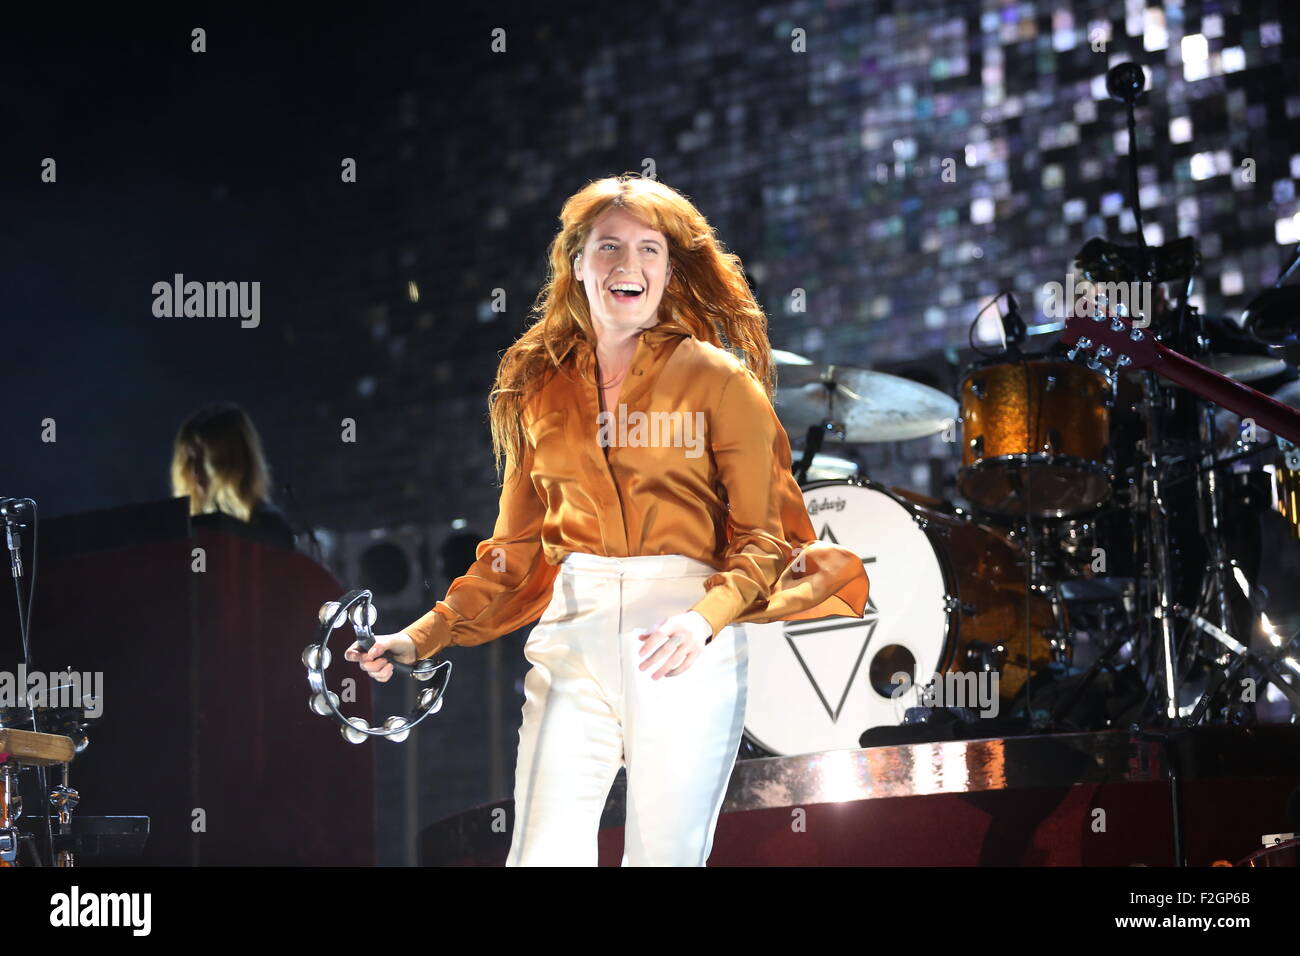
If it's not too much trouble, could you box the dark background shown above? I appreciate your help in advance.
[4,1,1298,862]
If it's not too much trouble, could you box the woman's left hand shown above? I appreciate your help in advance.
[637,610,714,679]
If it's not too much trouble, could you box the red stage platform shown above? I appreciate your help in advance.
[420,726,1300,866]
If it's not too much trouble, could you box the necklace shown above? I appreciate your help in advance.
[598,367,629,388]
[595,357,630,389]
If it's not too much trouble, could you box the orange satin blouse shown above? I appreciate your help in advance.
[402,319,870,658]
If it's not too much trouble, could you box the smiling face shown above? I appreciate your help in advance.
[574,207,673,338]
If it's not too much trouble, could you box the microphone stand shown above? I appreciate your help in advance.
[2,498,55,867]
[1106,63,1191,866]
[1107,63,1157,286]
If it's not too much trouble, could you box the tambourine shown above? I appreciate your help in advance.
[302,588,451,743]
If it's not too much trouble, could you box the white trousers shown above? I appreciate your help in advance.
[506,552,749,866]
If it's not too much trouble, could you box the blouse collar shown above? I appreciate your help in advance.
[571,320,690,367]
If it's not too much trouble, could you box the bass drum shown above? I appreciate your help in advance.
[741,479,1057,757]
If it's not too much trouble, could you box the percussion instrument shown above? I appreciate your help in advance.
[1205,352,1290,383]
[740,479,1056,756]
[303,589,453,743]
[791,450,859,481]
[958,357,1114,517]
[1272,446,1300,539]
[776,363,959,442]
[1212,380,1300,539]
[0,728,77,866]
[1244,285,1300,347]
[773,348,813,366]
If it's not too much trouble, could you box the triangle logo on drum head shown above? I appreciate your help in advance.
[817,521,877,566]
[781,598,878,722]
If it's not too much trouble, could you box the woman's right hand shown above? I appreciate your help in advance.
[344,631,417,683]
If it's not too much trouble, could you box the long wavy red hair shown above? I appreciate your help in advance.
[488,172,774,482]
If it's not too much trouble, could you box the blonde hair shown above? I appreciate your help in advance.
[488,173,774,482]
[170,402,273,522]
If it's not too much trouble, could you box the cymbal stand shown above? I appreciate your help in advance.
[1179,400,1253,718]
[1129,388,1194,867]
[1179,611,1300,716]
[794,423,831,485]
[791,377,847,485]
[1136,373,1182,721]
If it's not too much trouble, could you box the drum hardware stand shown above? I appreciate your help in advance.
[1012,443,1051,729]
[0,725,81,867]
[1276,438,1300,531]
[793,422,844,485]
[1048,627,1133,728]
[1181,644,1254,727]
[1198,402,1234,628]
[0,760,83,867]
[1176,609,1300,712]
[1085,304,1188,862]
[1062,279,1193,866]
[0,761,20,865]
[1127,357,1246,866]
[1176,398,1263,722]
[1134,372,1183,722]
[1088,62,1183,719]
[49,763,80,867]
[1009,516,1074,667]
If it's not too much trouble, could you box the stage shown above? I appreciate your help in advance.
[421,726,1300,866]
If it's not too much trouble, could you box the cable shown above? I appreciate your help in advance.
[967,292,1014,359]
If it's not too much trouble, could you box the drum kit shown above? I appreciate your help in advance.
[0,705,96,867]
[741,244,1300,761]
[743,60,1300,766]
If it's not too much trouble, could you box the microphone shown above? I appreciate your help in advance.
[1001,292,1027,352]
[1105,62,1156,280]
[1106,62,1147,104]
[4,513,22,578]
[1,498,31,519]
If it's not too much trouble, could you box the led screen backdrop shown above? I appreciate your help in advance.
[279,0,1299,521]
[746,0,1298,360]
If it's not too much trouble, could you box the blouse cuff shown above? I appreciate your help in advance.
[402,603,459,659]
[689,582,746,639]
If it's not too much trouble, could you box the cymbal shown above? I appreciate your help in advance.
[776,364,959,442]
[1214,376,1300,447]
[1205,353,1290,383]
[1243,286,1300,346]
[1274,378,1300,408]
[792,450,860,480]
[1075,235,1200,284]
[1188,313,1291,382]
[773,348,813,366]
